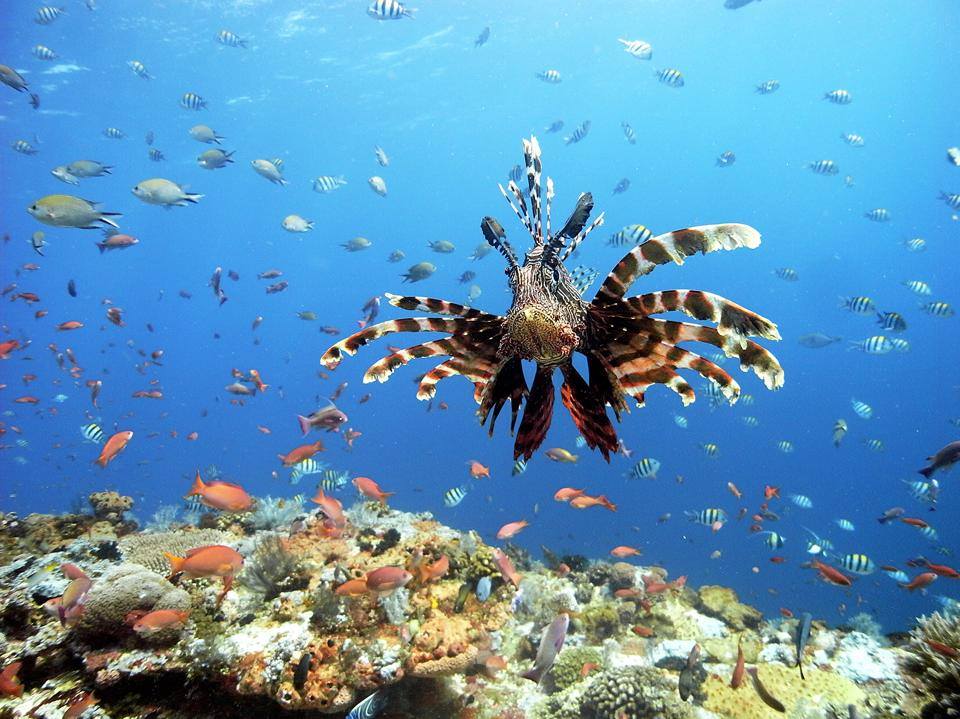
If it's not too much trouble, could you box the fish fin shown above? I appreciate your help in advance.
[185,470,205,498]
[918,466,934,478]
[297,414,312,436]
[163,552,184,576]
[184,193,204,203]
[559,362,617,462]
[514,366,555,461]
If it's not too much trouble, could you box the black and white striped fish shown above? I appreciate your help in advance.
[863,438,884,452]
[902,280,932,296]
[850,399,872,419]
[864,208,890,222]
[760,531,785,549]
[686,507,726,525]
[103,127,126,139]
[774,267,798,281]
[656,68,684,87]
[217,30,247,47]
[12,140,38,155]
[841,133,864,147]
[318,469,349,491]
[290,457,324,483]
[508,164,523,183]
[755,80,780,94]
[621,121,636,145]
[809,159,838,176]
[367,0,413,19]
[824,89,852,104]
[626,457,660,480]
[832,419,847,447]
[876,311,907,332]
[564,120,590,145]
[537,69,562,83]
[544,120,564,134]
[443,485,468,507]
[888,337,910,352]
[700,442,720,458]
[148,148,165,161]
[80,422,105,444]
[180,92,207,110]
[940,191,960,210]
[617,38,652,59]
[313,175,347,193]
[569,266,599,295]
[920,301,955,318]
[837,553,875,575]
[32,45,58,61]
[35,6,65,24]
[607,224,652,246]
[848,335,893,354]
[902,237,925,252]
[511,458,527,476]
[128,60,152,79]
[949,147,960,167]
[839,296,875,314]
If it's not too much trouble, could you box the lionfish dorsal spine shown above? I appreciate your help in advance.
[545,176,555,240]
[480,216,519,269]
[522,136,544,244]
[562,210,605,262]
[499,182,532,237]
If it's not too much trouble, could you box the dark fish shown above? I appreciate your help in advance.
[458,271,476,284]
[725,0,760,7]
[145,130,154,145]
[612,178,630,195]
[209,266,227,305]
[748,666,785,712]
[67,279,77,297]
[227,269,240,281]
[678,642,702,700]
[453,581,472,613]
[293,652,311,690]
[798,332,842,348]
[29,93,40,109]
[522,614,568,683]
[179,289,192,299]
[545,120,564,133]
[877,506,904,524]
[474,26,490,48]
[266,281,289,294]
[920,441,960,478]
[297,403,348,435]
[795,612,812,679]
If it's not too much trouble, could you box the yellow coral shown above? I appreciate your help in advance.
[703,663,865,719]
[408,644,478,677]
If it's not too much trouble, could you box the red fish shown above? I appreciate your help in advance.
[493,548,521,587]
[0,339,19,359]
[763,485,780,500]
[310,489,345,527]
[63,692,97,719]
[925,639,959,658]
[497,520,529,540]
[730,636,745,688]
[334,578,368,596]
[185,471,252,512]
[248,369,268,392]
[610,546,642,558]
[57,320,84,331]
[553,487,585,502]
[900,572,937,591]
[128,609,191,634]
[810,560,852,587]
[468,460,490,478]
[95,430,133,467]
[0,662,23,697]
[352,476,394,505]
[278,440,324,466]
[901,517,929,529]
[569,494,616,511]
[365,566,413,594]
[919,560,960,579]
[631,625,654,637]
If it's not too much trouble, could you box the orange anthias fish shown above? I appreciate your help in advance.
[95,430,133,467]
[569,494,617,511]
[727,482,742,500]
[900,572,937,591]
[900,517,930,529]
[417,554,449,583]
[553,487,585,502]
[0,339,20,359]
[15,396,39,404]
[57,320,84,331]
[311,489,346,527]
[0,662,23,697]
[249,369,268,392]
[493,548,521,587]
[810,560,852,587]
[278,440,324,466]
[127,608,191,634]
[763,485,780,500]
[63,692,97,719]
[352,476,394,505]
[365,566,413,594]
[730,636,745,688]
[925,639,960,658]
[165,545,244,580]
[185,471,253,512]
[610,546,642,558]
[631,625,655,637]
[496,520,529,540]
[468,460,490,479]
[918,560,960,579]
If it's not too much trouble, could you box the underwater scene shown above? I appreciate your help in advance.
[0,0,958,717]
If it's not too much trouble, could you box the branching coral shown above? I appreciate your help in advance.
[905,611,960,718]
[240,535,307,600]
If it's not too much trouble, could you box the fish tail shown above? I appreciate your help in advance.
[521,667,542,683]
[918,466,934,478]
[559,362,618,462]
[95,242,106,254]
[379,492,396,505]
[297,415,312,436]
[98,213,121,228]
[798,661,805,680]
[184,193,204,203]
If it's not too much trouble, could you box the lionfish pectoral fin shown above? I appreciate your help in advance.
[478,356,528,435]
[560,363,618,462]
[513,365,555,461]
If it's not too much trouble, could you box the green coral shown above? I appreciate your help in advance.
[905,611,960,718]
[581,666,692,719]
[464,545,499,583]
[696,585,761,630]
[576,602,620,642]
[549,645,602,691]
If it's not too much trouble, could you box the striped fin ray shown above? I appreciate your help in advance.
[481,215,519,269]
[545,177,554,240]
[559,362,618,461]
[561,211,605,263]
[514,365,555,460]
[522,136,544,243]
[363,337,496,383]
[594,223,762,303]
[498,182,531,236]
[633,317,784,390]
[586,351,630,420]
[477,356,529,435]
[384,292,495,319]
[621,289,780,347]
[321,317,492,368]
[417,356,496,400]
[616,361,696,407]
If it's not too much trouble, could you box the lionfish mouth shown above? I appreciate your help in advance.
[320,136,784,462]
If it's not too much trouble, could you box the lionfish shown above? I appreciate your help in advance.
[321,137,784,461]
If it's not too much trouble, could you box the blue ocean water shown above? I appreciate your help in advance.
[1,0,957,633]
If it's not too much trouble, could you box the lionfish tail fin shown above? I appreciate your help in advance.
[560,363,618,461]
[513,366,555,460]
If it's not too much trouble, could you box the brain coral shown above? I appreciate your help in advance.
[73,563,191,641]
[581,666,692,719]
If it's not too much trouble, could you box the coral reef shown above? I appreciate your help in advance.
[88,491,133,523]
[0,496,932,719]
